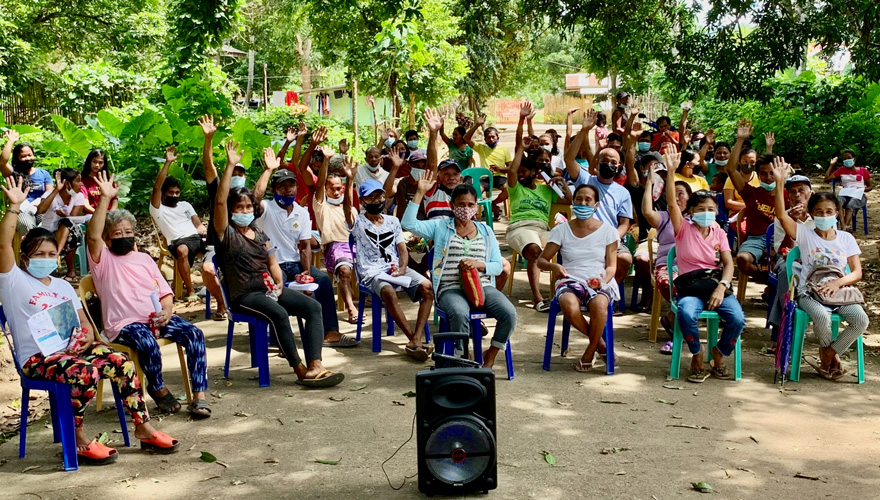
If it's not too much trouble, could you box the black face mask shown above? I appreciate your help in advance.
[364,202,384,215]
[520,175,536,187]
[598,162,618,180]
[13,159,34,174]
[162,196,180,208]
[109,237,135,256]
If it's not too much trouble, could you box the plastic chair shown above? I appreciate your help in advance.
[435,307,514,380]
[734,210,751,303]
[73,223,88,275]
[785,247,864,383]
[355,280,431,353]
[831,178,868,235]
[645,229,664,342]
[461,167,494,229]
[78,275,193,409]
[155,224,184,300]
[505,204,568,298]
[542,299,615,374]
[666,248,742,380]
[1,306,130,471]
[614,234,637,314]
[765,224,777,328]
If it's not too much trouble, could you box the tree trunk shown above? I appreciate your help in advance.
[352,79,359,152]
[262,63,269,110]
[389,71,400,127]
[296,35,312,108]
[245,47,255,107]
[408,92,416,130]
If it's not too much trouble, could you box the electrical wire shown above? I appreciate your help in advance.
[381,410,419,490]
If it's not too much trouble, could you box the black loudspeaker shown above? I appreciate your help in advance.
[416,367,497,496]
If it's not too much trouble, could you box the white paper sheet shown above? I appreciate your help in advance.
[27,300,79,356]
[838,187,864,200]
[376,272,412,288]
[286,282,320,292]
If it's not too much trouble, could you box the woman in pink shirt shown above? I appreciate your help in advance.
[665,151,744,383]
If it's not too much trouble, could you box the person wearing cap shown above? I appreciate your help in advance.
[767,174,814,349]
[214,141,344,387]
[253,154,356,347]
[346,178,434,361]
[149,145,207,302]
[611,91,630,136]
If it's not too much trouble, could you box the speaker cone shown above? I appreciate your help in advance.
[423,416,495,485]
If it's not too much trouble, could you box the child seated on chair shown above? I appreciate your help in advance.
[36,167,90,282]
[346,178,434,362]
[666,150,744,383]
[537,184,619,373]
[773,158,868,380]
[823,149,871,231]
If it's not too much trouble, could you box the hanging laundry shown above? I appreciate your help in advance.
[285,91,299,106]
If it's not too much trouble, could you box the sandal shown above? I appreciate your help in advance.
[186,294,200,304]
[687,370,710,383]
[187,399,212,419]
[63,275,79,283]
[323,334,360,348]
[659,341,673,355]
[295,370,345,388]
[140,430,180,454]
[828,367,848,380]
[804,356,835,380]
[211,311,227,321]
[574,359,593,372]
[78,441,118,465]
[346,313,359,324]
[404,345,430,362]
[535,300,551,313]
[149,389,181,414]
[711,365,732,380]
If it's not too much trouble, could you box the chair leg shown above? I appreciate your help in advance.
[604,304,615,375]
[670,317,683,379]
[95,378,105,412]
[506,253,517,297]
[470,319,483,365]
[648,284,662,343]
[56,387,78,471]
[505,342,514,380]
[561,320,571,357]
[736,272,748,303]
[386,305,395,337]
[734,337,742,381]
[371,293,383,353]
[176,344,193,403]
[857,336,865,384]
[20,387,30,458]
[48,390,60,443]
[630,276,641,310]
[224,320,235,379]
[543,300,558,371]
[255,321,271,388]
[110,384,131,447]
[789,311,808,382]
[356,288,366,341]
[205,290,212,320]
[616,281,626,314]
[423,319,431,343]
[862,208,868,236]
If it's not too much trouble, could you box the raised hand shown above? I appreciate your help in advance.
[319,146,335,160]
[736,119,753,140]
[389,150,404,170]
[519,101,533,118]
[475,114,487,126]
[54,169,62,188]
[341,157,357,179]
[263,147,279,171]
[567,108,580,116]
[338,139,350,155]
[526,106,537,121]
[297,122,307,138]
[424,107,442,132]
[764,132,776,148]
[582,109,598,130]
[682,129,692,145]
[286,126,297,143]
[380,128,390,141]
[95,171,118,200]
[164,145,178,163]
[681,100,693,110]
[664,151,681,170]
[312,125,328,145]
[416,169,435,194]
[830,156,838,165]
[630,120,643,137]
[771,155,787,184]
[198,115,216,137]
[705,129,716,144]
[225,139,243,166]
[629,107,641,117]
[4,129,20,145]
[1,175,29,205]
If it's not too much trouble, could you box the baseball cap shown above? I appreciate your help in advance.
[271,169,297,187]
[408,150,427,163]
[640,151,665,169]
[358,179,385,198]
[785,174,811,189]
[616,91,630,100]
[438,159,461,172]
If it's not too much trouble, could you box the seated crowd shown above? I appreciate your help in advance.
[0,100,871,466]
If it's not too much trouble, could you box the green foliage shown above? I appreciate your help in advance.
[166,0,243,81]
[162,77,235,123]
[57,60,153,114]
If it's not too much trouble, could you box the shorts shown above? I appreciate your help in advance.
[480,176,507,192]
[203,246,216,269]
[324,241,354,274]
[366,267,429,302]
[617,239,632,255]
[507,220,550,254]
[168,235,205,266]
[58,218,83,257]
[653,264,675,302]
[737,234,766,261]
[634,239,649,259]
[555,278,620,304]
[311,230,322,246]
[840,195,867,210]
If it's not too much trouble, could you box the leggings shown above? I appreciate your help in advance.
[279,262,339,333]
[232,288,324,367]
[115,315,208,394]
[797,295,869,353]
[22,344,149,428]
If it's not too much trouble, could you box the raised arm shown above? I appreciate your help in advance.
[622,109,641,188]
[383,153,404,196]
[665,151,683,235]
[0,176,29,273]
[37,170,62,215]
[314,146,333,203]
[342,161,356,228]
[366,96,378,145]
[424,107,442,175]
[725,118,752,194]
[771,156,797,240]
[198,115,218,184]
[254,145,281,201]
[86,171,119,264]
[823,157,839,183]
[276,126,297,163]
[526,105,536,137]
[515,102,532,153]
[564,110,596,180]
[0,130,20,177]
[764,132,775,155]
[214,140,244,240]
[289,122,307,167]
[565,108,578,149]
[462,114,485,148]
[698,129,715,169]
[642,172,661,227]
[297,125,327,185]
[508,147,524,188]
[678,103,691,150]
[151,146,178,209]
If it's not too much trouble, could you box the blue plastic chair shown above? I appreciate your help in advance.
[435,308,514,380]
[785,247,864,383]
[765,224,777,328]
[461,167,494,229]
[666,248,742,380]
[830,178,869,235]
[215,256,304,388]
[717,192,736,252]
[355,281,431,353]
[543,299,615,374]
[0,306,130,471]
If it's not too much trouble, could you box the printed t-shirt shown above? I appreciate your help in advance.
[80,175,116,209]
[795,223,861,294]
[508,183,557,225]
[831,166,870,189]
[25,168,53,202]
[741,183,783,236]
[350,214,405,281]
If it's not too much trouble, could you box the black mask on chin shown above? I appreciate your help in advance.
[598,162,618,180]
[109,237,135,256]
[162,196,180,208]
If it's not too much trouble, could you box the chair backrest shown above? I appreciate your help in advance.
[461,167,493,200]
[212,256,234,307]
[734,209,745,249]
[623,233,637,254]
[549,203,571,225]
[765,223,775,268]
[0,305,24,375]
[716,192,729,224]
[77,275,104,336]
[646,228,657,274]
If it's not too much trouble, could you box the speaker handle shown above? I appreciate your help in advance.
[431,352,481,369]
[433,331,470,359]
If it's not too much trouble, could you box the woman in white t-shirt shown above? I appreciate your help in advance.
[0,176,180,465]
[36,168,88,281]
[537,184,619,372]
[773,158,869,380]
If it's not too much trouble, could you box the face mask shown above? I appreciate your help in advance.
[637,142,650,152]
[229,176,246,189]
[109,236,135,256]
[366,163,380,172]
[814,215,837,231]
[453,206,478,222]
[410,168,425,181]
[231,212,254,227]
[843,159,855,168]
[274,193,296,207]
[740,164,755,175]
[571,204,595,220]
[598,162,618,180]
[14,159,35,173]
[66,188,77,196]
[26,257,58,279]
[327,195,344,206]
[162,196,179,208]
[692,211,716,227]
[714,158,728,167]
[486,141,498,148]
[364,202,384,215]
[407,140,419,149]
[541,145,553,152]
[384,138,395,149]
[759,181,776,191]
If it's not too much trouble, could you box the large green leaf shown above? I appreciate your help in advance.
[163,110,189,137]
[121,110,162,140]
[244,130,272,151]
[84,115,120,146]
[51,115,92,158]
[10,125,40,135]
[152,122,173,144]
[0,110,4,127]
[97,110,124,138]
[231,118,256,141]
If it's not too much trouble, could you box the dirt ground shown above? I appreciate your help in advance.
[2,126,880,499]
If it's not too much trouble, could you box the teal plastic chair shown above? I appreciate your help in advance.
[73,224,88,275]
[667,248,742,380]
[461,167,494,229]
[785,247,864,383]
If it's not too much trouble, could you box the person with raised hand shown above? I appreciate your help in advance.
[823,149,871,231]
[0,129,53,202]
[214,143,343,387]
[463,113,511,220]
[36,167,88,282]
[772,156,868,380]
[439,113,474,171]
[80,149,117,213]
[665,150,743,383]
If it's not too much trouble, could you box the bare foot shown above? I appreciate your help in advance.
[323,331,342,343]
[482,347,500,368]
[690,350,704,373]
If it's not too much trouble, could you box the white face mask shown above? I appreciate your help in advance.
[366,163,380,173]
[410,168,425,181]
[327,195,344,206]
[66,188,77,197]
[541,145,553,152]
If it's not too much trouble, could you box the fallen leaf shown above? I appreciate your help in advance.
[199,475,221,482]
[662,384,685,390]
[614,470,627,475]
[392,401,406,406]
[22,465,40,473]
[200,451,217,463]
[276,417,284,426]
[233,412,252,418]
[215,461,230,468]
[97,432,109,444]
[10,399,20,409]
[231,480,246,485]
[691,481,714,493]
[622,343,636,350]
[541,451,556,465]
[329,396,347,402]
[284,394,293,398]
[666,424,711,430]
[600,447,630,454]
[657,399,678,405]
[671,415,684,419]
[599,400,627,404]
[750,436,759,444]
[315,458,340,465]
[402,391,416,397]
[265,458,280,465]
[794,472,827,482]
[350,384,368,391]
[556,401,573,407]
[225,380,233,387]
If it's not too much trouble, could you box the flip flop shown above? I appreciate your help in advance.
[804,356,835,380]
[295,370,345,388]
[346,314,359,324]
[711,365,732,380]
[574,359,593,372]
[77,441,118,465]
[828,367,848,380]
[323,334,360,348]
[140,431,180,454]
[687,370,710,383]
[186,295,200,304]
[535,300,551,313]
[405,345,430,362]
[187,399,212,419]
[659,341,673,355]
[148,389,181,414]
[211,311,227,321]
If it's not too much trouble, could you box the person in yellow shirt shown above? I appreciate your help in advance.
[674,150,709,192]
[464,114,512,220]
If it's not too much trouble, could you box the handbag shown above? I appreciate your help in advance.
[806,265,864,306]
[460,267,485,308]
[673,268,730,303]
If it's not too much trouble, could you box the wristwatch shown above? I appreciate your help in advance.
[719,280,732,291]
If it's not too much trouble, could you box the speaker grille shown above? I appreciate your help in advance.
[424,417,494,485]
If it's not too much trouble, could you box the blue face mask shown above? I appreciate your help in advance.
[486,140,498,148]
[843,158,855,168]
[384,138,395,149]
[571,204,595,220]
[637,142,650,152]
[814,215,837,231]
[407,140,419,149]
[759,181,776,191]
[274,193,296,207]
[692,211,716,227]
[229,176,246,189]
[231,212,254,227]
[26,258,58,279]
